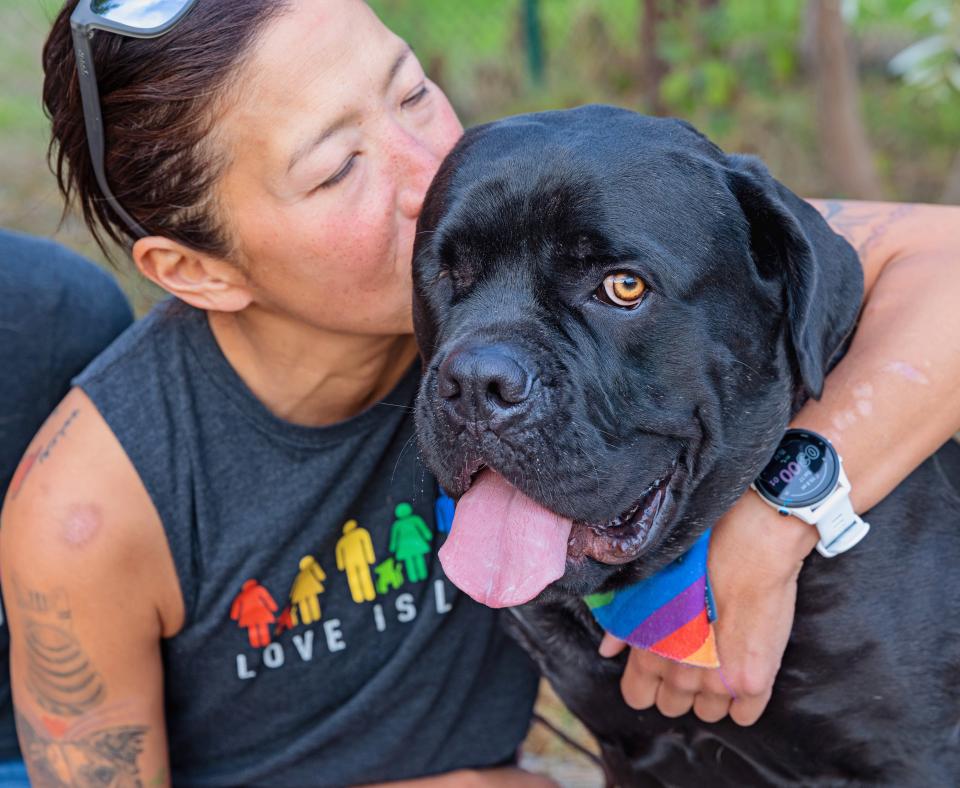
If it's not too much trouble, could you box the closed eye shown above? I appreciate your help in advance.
[315,154,357,191]
[402,83,429,109]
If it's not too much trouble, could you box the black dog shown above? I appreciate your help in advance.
[412,106,960,786]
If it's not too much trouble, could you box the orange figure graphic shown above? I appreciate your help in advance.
[290,555,327,624]
[335,519,377,603]
[230,579,278,648]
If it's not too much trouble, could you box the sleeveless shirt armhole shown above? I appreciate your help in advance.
[73,374,201,632]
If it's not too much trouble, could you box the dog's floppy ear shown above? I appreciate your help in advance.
[725,154,864,400]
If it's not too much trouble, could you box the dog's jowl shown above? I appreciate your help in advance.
[412,105,960,786]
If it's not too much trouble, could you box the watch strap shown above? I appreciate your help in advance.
[810,493,870,557]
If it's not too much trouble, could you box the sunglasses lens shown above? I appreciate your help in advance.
[91,0,194,28]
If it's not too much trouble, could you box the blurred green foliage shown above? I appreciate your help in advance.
[369,0,959,201]
[0,0,956,281]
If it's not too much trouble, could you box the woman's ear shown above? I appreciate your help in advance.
[132,236,253,313]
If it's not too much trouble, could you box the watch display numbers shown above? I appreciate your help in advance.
[755,430,839,507]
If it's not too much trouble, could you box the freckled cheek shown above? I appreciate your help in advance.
[328,201,399,283]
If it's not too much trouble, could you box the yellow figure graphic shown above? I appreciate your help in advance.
[289,555,327,625]
[336,520,377,603]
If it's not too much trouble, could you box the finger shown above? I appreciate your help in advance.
[692,691,732,723]
[661,663,706,696]
[621,670,660,710]
[599,632,627,658]
[729,688,773,727]
[620,650,663,710]
[620,648,672,709]
[654,680,695,718]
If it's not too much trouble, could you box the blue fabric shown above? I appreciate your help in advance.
[592,529,713,625]
[74,300,539,786]
[0,759,30,787]
[585,528,720,667]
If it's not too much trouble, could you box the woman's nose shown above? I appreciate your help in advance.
[393,132,443,220]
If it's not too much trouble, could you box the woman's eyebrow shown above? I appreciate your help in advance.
[286,44,413,176]
[383,45,412,92]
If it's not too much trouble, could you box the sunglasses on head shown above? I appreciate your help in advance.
[71,0,199,242]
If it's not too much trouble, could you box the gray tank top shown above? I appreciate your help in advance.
[75,299,538,787]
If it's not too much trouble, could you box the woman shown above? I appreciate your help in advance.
[2,0,958,785]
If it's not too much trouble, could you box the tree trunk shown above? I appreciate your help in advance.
[639,0,667,115]
[809,0,883,199]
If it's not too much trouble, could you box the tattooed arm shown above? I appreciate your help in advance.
[805,200,960,508]
[613,200,960,723]
[1,387,183,787]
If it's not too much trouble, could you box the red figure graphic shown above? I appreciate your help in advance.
[230,579,278,648]
[274,604,297,637]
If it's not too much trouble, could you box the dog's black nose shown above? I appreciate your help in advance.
[437,344,535,424]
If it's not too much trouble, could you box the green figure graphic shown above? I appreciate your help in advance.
[290,555,327,625]
[374,557,405,595]
[388,502,433,583]
[336,519,377,603]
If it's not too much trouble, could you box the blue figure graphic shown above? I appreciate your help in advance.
[435,490,455,535]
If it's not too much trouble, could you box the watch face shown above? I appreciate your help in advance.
[754,430,839,508]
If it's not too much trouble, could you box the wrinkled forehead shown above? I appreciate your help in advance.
[434,112,740,275]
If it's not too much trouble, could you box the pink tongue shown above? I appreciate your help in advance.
[438,469,573,608]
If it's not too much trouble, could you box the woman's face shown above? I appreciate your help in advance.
[216,0,463,336]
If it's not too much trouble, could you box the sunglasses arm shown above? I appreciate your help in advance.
[71,23,147,244]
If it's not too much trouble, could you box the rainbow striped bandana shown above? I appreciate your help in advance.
[584,529,719,668]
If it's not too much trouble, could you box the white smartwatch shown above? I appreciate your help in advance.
[751,429,870,558]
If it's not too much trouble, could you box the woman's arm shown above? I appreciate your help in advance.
[609,200,960,724]
[1,388,183,786]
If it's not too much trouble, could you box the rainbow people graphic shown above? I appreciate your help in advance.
[389,502,433,583]
[289,555,327,625]
[230,579,278,647]
[374,557,404,594]
[336,520,377,603]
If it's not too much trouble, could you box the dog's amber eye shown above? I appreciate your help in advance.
[598,272,646,308]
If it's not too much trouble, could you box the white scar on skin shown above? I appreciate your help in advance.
[832,409,858,432]
[853,382,874,416]
[833,382,875,431]
[882,360,930,385]
[62,504,101,549]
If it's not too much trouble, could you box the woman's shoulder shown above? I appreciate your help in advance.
[1,385,184,633]
[3,386,162,537]
[76,297,188,385]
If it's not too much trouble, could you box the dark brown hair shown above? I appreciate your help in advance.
[43,0,289,260]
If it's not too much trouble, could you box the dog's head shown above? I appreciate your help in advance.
[413,106,862,604]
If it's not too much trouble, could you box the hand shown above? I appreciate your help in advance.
[603,491,816,725]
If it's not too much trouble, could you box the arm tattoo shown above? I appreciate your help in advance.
[817,201,914,259]
[13,579,106,716]
[9,408,81,500]
[15,708,147,788]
